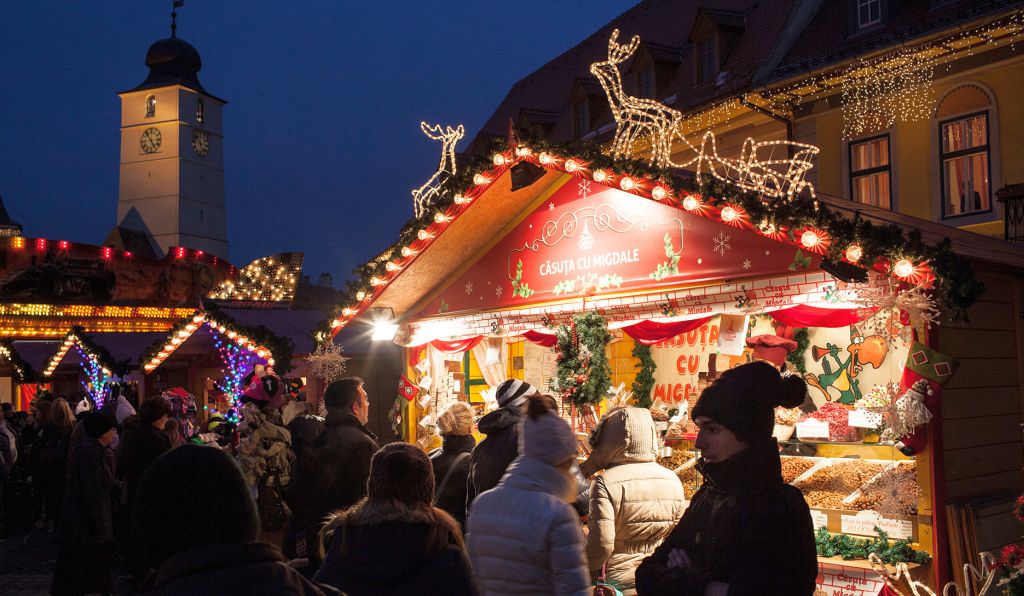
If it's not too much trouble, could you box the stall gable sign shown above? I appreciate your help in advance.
[420,178,817,316]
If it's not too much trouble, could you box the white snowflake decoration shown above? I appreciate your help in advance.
[464,281,474,295]
[411,122,464,218]
[549,202,555,211]
[713,231,731,256]
[742,259,752,270]
[495,286,503,298]
[578,179,591,198]
[306,339,349,385]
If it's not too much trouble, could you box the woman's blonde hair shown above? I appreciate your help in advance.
[50,398,75,434]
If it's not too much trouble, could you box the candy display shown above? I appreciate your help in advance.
[800,402,859,442]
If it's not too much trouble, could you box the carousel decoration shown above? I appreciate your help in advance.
[208,253,303,303]
[411,122,465,218]
[590,29,819,199]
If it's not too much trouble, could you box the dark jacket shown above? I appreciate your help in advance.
[116,418,171,505]
[315,503,477,596]
[59,437,116,544]
[289,413,378,531]
[429,434,475,528]
[635,439,818,596]
[467,405,521,511]
[138,541,342,595]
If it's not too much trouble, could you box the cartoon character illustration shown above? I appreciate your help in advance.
[804,329,889,406]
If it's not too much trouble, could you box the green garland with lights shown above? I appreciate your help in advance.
[631,342,656,408]
[318,135,983,338]
[0,339,38,382]
[139,303,295,375]
[815,527,930,564]
[554,311,612,406]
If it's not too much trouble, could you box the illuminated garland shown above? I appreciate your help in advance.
[321,136,982,338]
[42,328,127,408]
[0,340,37,382]
[208,253,303,303]
[140,311,276,373]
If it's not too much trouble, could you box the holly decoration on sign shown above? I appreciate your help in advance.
[554,312,612,406]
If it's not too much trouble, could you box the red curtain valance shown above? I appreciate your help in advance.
[770,305,864,328]
[521,330,558,348]
[428,337,483,353]
[622,317,714,345]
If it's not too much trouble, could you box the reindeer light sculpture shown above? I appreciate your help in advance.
[411,122,464,218]
[590,29,820,200]
[867,552,996,596]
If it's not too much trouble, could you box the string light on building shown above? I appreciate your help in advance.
[841,47,936,140]
[43,331,114,408]
[411,122,464,218]
[208,253,303,303]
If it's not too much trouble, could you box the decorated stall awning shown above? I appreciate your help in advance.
[0,339,37,382]
[141,311,275,373]
[42,328,128,408]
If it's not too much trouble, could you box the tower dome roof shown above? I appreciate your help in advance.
[125,36,219,98]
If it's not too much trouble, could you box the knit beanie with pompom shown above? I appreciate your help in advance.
[519,395,577,466]
[691,361,807,444]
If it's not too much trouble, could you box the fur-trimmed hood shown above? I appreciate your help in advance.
[320,497,463,558]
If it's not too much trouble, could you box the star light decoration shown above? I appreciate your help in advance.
[590,29,819,200]
[411,122,465,218]
[306,339,349,385]
[43,331,114,408]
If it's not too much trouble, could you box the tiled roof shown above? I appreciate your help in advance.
[766,0,1023,84]
[472,0,799,150]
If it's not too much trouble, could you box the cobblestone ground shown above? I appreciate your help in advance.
[0,526,58,595]
[0,526,132,595]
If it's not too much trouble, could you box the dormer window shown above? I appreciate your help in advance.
[696,36,717,85]
[637,66,654,99]
[572,99,589,138]
[196,98,205,124]
[857,0,882,29]
[145,95,156,118]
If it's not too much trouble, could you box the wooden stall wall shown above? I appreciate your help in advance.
[938,270,1024,502]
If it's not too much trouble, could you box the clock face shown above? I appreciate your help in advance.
[192,130,209,157]
[140,127,162,154]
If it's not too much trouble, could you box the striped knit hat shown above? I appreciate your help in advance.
[495,379,538,408]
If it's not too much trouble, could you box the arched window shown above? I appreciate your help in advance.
[196,98,205,124]
[936,84,993,218]
[145,95,156,118]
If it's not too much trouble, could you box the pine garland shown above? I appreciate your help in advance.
[69,326,132,378]
[631,342,656,408]
[815,527,931,564]
[787,328,810,374]
[0,339,38,382]
[320,134,983,337]
[554,312,612,406]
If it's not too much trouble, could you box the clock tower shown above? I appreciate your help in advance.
[113,32,228,259]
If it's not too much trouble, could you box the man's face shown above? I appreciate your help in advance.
[352,385,370,425]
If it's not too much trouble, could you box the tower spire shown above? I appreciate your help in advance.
[171,0,184,38]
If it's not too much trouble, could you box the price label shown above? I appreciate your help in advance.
[840,510,913,540]
[810,509,828,530]
[796,419,830,439]
[848,409,882,429]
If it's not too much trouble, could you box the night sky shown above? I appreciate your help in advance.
[0,1,632,287]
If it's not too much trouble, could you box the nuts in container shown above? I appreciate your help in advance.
[848,463,919,515]
[796,460,883,510]
[781,457,816,484]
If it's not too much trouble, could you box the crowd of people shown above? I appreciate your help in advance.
[0,360,818,595]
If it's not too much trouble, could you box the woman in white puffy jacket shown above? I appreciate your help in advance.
[467,395,590,596]
[579,407,687,595]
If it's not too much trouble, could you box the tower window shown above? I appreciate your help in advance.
[145,95,157,118]
[196,98,205,124]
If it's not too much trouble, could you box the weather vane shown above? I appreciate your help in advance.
[171,0,184,38]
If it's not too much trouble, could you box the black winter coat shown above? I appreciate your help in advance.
[59,437,117,544]
[466,405,521,510]
[138,542,341,595]
[315,507,477,596]
[635,439,818,596]
[288,413,379,531]
[116,419,171,506]
[429,434,475,528]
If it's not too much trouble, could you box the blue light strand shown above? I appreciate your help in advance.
[74,344,111,409]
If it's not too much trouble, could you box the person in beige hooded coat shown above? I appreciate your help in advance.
[579,407,686,594]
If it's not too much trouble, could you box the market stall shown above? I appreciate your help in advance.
[322,128,1005,591]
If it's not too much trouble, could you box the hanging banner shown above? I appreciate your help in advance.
[418,178,819,317]
[650,318,722,404]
